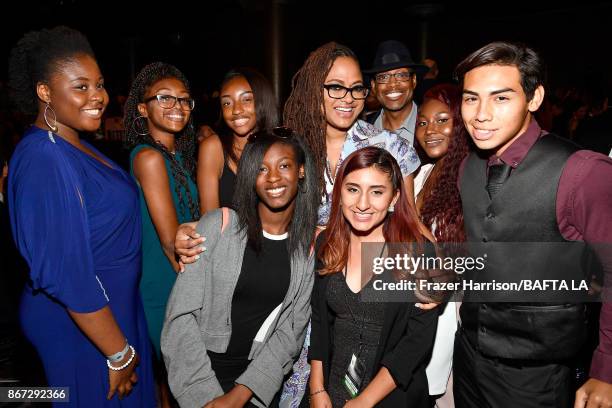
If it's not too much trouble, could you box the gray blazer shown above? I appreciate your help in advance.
[161,208,314,407]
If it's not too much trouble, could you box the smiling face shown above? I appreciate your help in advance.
[371,67,416,113]
[340,166,399,237]
[323,56,365,136]
[221,76,257,138]
[256,142,304,213]
[40,54,108,135]
[461,64,544,156]
[416,98,453,160]
[139,77,191,136]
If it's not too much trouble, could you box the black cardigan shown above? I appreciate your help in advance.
[308,264,439,407]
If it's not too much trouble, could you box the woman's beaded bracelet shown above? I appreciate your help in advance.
[107,345,136,371]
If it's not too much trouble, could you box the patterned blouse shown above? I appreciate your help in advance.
[317,119,420,225]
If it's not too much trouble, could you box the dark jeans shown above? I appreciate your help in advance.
[453,328,572,408]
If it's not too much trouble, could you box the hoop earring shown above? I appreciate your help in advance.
[132,116,149,136]
[44,103,58,133]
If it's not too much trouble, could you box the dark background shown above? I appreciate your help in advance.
[2,0,611,106]
[0,1,609,391]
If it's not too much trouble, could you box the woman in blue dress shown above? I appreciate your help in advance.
[7,26,155,406]
[124,62,199,407]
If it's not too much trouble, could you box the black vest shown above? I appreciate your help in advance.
[460,134,589,360]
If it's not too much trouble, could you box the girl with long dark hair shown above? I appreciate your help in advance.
[309,146,438,407]
[197,67,278,213]
[162,129,319,407]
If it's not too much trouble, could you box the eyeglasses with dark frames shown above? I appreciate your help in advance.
[145,94,196,111]
[374,71,414,84]
[322,84,369,100]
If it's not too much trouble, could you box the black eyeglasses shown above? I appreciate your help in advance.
[374,71,413,84]
[248,126,295,143]
[323,84,369,100]
[145,94,195,111]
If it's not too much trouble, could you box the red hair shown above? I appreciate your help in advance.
[319,147,423,275]
[419,84,471,243]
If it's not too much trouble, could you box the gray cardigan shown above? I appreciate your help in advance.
[161,208,314,407]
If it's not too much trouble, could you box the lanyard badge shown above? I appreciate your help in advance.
[343,351,366,397]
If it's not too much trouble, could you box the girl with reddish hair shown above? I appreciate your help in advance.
[414,83,471,407]
[309,146,438,408]
[415,83,470,243]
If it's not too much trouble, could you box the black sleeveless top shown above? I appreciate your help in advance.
[219,151,237,209]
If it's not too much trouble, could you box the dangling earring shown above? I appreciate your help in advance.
[132,116,149,136]
[388,204,395,213]
[44,103,58,133]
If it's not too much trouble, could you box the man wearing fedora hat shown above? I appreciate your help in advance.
[364,40,428,145]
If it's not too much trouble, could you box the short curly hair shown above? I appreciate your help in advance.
[8,26,95,115]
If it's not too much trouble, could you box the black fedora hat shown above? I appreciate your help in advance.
[364,40,428,75]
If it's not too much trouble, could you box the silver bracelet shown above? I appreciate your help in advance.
[107,345,136,371]
[106,341,130,363]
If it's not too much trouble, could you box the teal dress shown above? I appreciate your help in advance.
[130,145,198,358]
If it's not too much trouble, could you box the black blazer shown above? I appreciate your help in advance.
[308,262,439,407]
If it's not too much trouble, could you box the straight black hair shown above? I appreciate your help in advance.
[454,41,545,101]
[233,129,319,257]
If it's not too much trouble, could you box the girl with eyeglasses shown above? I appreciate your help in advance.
[8,26,154,405]
[197,67,279,214]
[162,129,319,407]
[124,62,200,407]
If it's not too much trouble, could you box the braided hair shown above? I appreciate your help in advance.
[419,84,471,243]
[283,42,358,191]
[8,26,95,116]
[124,62,199,221]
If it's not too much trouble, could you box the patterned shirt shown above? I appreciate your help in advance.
[317,119,420,225]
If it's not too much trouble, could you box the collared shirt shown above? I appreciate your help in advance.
[374,101,418,145]
[459,119,612,382]
[318,119,420,225]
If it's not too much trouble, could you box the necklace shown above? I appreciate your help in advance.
[325,158,336,185]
